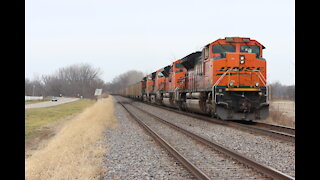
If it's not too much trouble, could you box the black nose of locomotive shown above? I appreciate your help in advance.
[239,100,251,112]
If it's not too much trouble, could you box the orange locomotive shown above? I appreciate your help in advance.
[118,37,269,121]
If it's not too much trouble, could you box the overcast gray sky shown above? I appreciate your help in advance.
[25,0,295,85]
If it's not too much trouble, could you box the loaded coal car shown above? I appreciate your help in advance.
[120,81,144,101]
[117,37,269,121]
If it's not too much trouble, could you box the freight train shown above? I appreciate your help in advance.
[116,37,270,121]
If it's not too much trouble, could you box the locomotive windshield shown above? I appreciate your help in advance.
[212,44,236,53]
[240,45,260,57]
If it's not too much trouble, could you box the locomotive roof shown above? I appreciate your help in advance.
[211,37,265,49]
[161,65,171,77]
[180,51,202,70]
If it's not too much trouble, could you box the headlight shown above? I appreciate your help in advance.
[229,81,234,86]
[255,82,259,87]
[240,55,245,64]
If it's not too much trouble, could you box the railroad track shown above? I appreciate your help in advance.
[117,98,294,180]
[133,99,295,143]
[231,121,295,142]
[250,121,295,135]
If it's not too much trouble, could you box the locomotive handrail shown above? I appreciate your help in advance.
[254,70,267,86]
[213,69,232,87]
[174,77,187,101]
[252,70,270,103]
[212,69,232,103]
[257,70,267,83]
[257,75,266,86]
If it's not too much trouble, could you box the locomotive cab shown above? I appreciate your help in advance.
[209,37,269,120]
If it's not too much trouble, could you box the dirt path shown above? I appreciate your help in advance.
[25,97,79,109]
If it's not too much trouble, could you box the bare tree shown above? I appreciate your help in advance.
[26,64,144,98]
[270,81,295,101]
[42,75,63,97]
[106,70,144,92]
[25,78,33,95]
[24,63,107,98]
[25,77,46,96]
[286,85,295,101]
[51,63,104,98]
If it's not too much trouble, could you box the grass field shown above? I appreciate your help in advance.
[25,99,95,141]
[25,96,117,180]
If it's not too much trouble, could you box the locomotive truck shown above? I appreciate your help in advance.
[117,37,270,121]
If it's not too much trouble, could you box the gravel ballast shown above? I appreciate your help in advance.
[125,104,270,179]
[102,100,195,180]
[130,98,295,178]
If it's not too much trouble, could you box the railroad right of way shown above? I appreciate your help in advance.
[127,97,295,178]
[102,96,294,179]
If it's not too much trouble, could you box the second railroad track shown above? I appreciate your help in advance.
[116,97,294,180]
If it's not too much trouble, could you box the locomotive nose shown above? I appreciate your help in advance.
[240,100,251,112]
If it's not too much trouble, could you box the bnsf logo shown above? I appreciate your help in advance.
[218,66,264,72]
[216,66,264,76]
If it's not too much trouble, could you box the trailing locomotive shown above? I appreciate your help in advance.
[117,37,269,121]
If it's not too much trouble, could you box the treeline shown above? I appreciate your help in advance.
[105,70,145,92]
[269,81,295,101]
[25,64,145,98]
[25,63,108,98]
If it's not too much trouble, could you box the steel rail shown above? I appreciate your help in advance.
[138,100,294,142]
[129,103,295,180]
[251,121,295,135]
[229,123,295,143]
[118,101,211,180]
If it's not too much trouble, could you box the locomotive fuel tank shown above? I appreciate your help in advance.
[185,99,207,114]
[163,97,176,108]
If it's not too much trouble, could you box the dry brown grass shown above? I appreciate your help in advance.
[265,108,295,127]
[25,96,117,180]
[25,99,95,141]
[100,93,109,98]
[264,100,295,127]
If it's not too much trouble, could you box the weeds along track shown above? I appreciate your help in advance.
[116,97,294,180]
[133,98,295,143]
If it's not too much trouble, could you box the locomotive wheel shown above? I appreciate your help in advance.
[211,112,218,118]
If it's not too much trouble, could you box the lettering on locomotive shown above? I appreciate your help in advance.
[217,66,264,75]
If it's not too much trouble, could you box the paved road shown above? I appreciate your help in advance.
[25,97,80,109]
